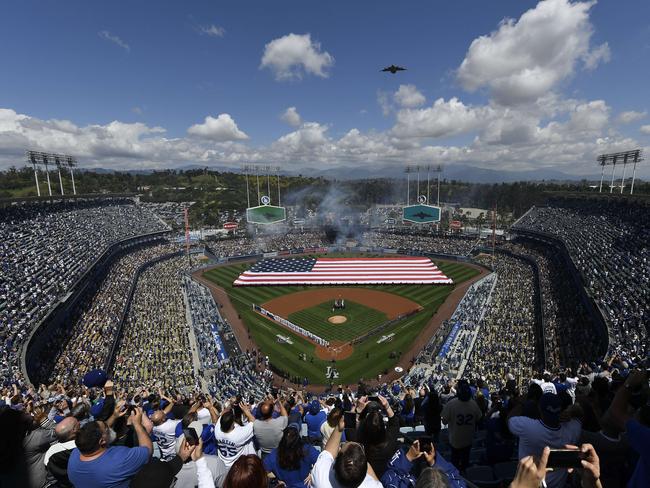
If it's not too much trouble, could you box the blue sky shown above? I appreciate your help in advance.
[1,0,649,177]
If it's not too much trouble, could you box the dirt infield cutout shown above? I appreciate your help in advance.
[261,287,421,320]
[328,315,347,324]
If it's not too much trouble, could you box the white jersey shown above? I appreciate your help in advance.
[153,419,181,461]
[214,420,256,468]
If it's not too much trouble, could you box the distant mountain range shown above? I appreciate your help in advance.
[82,163,613,183]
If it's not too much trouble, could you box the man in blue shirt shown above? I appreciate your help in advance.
[68,407,152,488]
[305,400,327,445]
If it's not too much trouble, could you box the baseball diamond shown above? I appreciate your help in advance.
[200,257,481,384]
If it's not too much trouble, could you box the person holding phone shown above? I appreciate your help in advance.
[507,392,582,488]
[509,444,602,488]
[357,394,399,478]
[214,402,257,469]
[150,390,181,461]
[381,439,466,488]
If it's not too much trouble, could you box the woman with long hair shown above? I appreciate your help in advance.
[223,455,267,488]
[263,426,319,488]
[400,392,416,427]
[423,389,442,443]
[357,395,400,478]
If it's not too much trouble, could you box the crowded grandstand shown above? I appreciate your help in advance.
[0,189,648,488]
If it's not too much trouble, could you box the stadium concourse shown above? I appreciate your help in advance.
[0,196,649,488]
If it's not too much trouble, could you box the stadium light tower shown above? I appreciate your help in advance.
[426,164,430,204]
[242,164,252,209]
[42,154,53,196]
[596,150,643,195]
[66,156,77,195]
[434,165,443,206]
[404,166,412,205]
[54,155,65,195]
[26,151,41,197]
[26,150,80,197]
[275,166,281,206]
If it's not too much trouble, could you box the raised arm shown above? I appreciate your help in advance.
[159,389,175,415]
[324,414,345,458]
[130,407,153,455]
[277,397,288,418]
[240,401,256,424]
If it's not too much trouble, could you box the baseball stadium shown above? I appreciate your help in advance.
[2,1,650,487]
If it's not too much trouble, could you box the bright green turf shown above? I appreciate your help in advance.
[203,256,479,384]
[288,301,387,342]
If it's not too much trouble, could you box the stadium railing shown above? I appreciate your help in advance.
[103,250,183,374]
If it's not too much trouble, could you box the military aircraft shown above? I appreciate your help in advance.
[381,65,406,74]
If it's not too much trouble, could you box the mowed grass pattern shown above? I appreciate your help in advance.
[203,256,479,384]
[288,301,387,342]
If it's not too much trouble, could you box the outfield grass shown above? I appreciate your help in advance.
[203,256,479,384]
[288,301,387,342]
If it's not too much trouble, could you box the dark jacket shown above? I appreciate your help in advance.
[363,415,400,478]
[380,447,466,488]
[24,426,57,488]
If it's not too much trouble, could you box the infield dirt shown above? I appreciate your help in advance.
[261,288,421,320]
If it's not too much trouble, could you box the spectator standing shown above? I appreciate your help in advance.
[67,407,152,488]
[151,391,181,461]
[441,381,482,472]
[507,392,582,488]
[253,397,288,456]
[44,416,80,488]
[214,402,257,469]
[23,405,57,488]
[311,413,382,488]
[263,425,320,488]
[357,395,400,478]
[305,400,327,445]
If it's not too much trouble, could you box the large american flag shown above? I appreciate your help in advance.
[233,257,453,286]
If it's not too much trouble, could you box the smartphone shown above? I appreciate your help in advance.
[547,449,585,469]
[183,427,199,446]
[367,396,380,403]
[418,437,433,454]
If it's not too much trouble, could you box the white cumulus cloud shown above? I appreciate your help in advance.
[260,33,334,81]
[457,0,605,105]
[641,125,650,135]
[187,114,249,141]
[392,97,495,139]
[394,85,426,108]
[616,110,646,124]
[281,107,302,127]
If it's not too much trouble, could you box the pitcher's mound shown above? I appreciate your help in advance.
[315,341,354,360]
[328,315,347,324]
